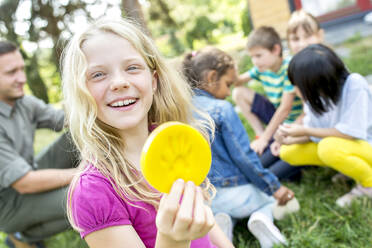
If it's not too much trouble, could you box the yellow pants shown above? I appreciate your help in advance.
[280,137,372,187]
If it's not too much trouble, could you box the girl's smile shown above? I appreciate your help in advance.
[82,32,157,133]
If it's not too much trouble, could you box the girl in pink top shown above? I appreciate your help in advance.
[61,18,233,248]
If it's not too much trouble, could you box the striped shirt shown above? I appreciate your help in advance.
[248,57,302,122]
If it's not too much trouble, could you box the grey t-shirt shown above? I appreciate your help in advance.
[0,95,64,190]
[303,73,372,145]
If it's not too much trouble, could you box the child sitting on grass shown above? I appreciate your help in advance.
[183,46,296,248]
[262,10,325,181]
[277,44,372,207]
[233,26,302,155]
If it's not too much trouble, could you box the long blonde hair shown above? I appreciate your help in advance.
[61,18,214,231]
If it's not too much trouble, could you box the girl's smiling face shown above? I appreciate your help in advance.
[82,32,157,133]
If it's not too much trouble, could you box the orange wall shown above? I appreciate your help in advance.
[248,0,291,38]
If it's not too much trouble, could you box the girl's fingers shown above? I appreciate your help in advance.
[156,179,185,232]
[189,187,206,234]
[200,204,215,235]
[173,181,196,233]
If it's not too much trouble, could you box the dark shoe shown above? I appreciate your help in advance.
[5,234,45,248]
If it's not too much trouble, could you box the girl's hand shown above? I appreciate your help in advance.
[250,137,269,155]
[273,129,287,144]
[273,186,295,206]
[270,141,281,157]
[156,179,215,246]
[279,124,306,137]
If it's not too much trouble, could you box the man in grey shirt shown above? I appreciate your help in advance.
[0,41,79,248]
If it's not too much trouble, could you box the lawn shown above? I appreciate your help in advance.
[1,35,372,248]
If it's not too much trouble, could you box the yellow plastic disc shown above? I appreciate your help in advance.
[141,121,212,193]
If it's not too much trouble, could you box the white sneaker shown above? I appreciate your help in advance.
[336,184,372,207]
[248,212,287,248]
[215,212,233,242]
[272,197,300,220]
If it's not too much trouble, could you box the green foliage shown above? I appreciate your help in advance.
[238,53,253,73]
[341,36,372,76]
[186,16,218,48]
[241,7,252,37]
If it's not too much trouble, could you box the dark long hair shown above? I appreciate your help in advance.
[288,44,349,115]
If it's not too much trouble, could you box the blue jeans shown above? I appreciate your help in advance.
[211,184,275,221]
[260,148,303,181]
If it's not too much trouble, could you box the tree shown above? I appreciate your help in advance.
[122,0,150,35]
[0,0,100,102]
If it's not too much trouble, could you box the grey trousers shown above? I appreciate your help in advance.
[0,132,80,242]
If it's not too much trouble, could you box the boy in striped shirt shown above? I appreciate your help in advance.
[233,26,302,155]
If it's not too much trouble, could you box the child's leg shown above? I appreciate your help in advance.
[317,137,372,187]
[232,86,265,135]
[212,184,275,220]
[281,138,372,186]
[280,142,325,166]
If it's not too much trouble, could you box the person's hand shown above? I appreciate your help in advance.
[273,129,286,144]
[270,141,281,157]
[156,179,215,244]
[273,186,295,206]
[250,137,269,155]
[279,124,306,137]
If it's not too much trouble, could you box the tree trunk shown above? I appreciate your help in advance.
[122,0,151,36]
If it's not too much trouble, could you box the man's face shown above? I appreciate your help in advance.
[0,50,26,106]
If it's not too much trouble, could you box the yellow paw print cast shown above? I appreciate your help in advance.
[141,122,212,193]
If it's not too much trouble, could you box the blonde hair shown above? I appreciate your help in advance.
[287,10,320,39]
[61,18,214,231]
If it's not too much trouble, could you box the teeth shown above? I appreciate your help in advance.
[111,99,136,107]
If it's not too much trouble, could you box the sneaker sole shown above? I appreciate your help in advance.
[248,213,286,248]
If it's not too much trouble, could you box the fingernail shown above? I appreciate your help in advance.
[187,181,195,186]
[176,179,184,184]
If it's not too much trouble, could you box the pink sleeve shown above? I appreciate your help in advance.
[70,173,132,238]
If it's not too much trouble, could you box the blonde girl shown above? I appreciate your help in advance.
[62,18,225,248]
[287,9,324,54]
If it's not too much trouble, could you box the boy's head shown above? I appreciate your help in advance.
[246,26,283,72]
[0,41,26,106]
[287,10,323,54]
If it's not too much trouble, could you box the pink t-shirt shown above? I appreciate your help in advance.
[71,166,216,248]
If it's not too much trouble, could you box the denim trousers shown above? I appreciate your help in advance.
[211,184,275,221]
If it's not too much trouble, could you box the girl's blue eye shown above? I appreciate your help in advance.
[128,65,140,71]
[92,72,104,78]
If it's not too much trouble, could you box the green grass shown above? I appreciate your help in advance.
[340,36,372,76]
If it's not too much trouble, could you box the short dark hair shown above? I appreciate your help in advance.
[0,41,18,56]
[288,44,349,115]
[247,26,282,56]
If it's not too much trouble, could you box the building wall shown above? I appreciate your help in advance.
[248,0,291,38]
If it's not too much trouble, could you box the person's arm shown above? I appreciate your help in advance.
[220,102,281,195]
[11,168,78,194]
[251,92,295,155]
[208,223,234,248]
[85,180,215,248]
[279,124,354,140]
[235,71,252,86]
[27,95,65,131]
